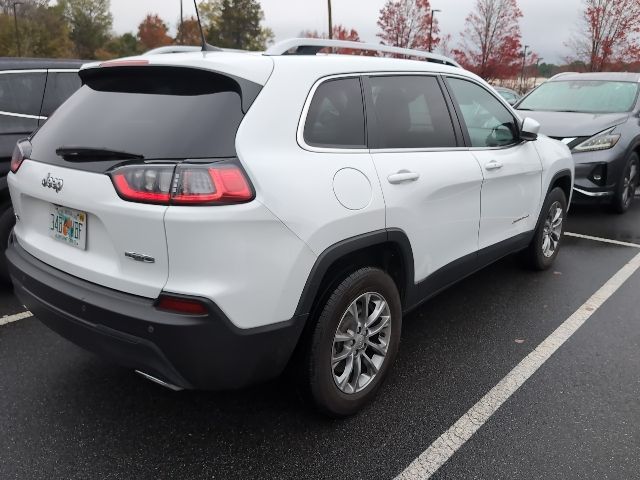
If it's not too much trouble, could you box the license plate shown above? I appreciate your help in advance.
[49,205,87,250]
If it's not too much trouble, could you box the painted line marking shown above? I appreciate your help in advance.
[0,310,33,326]
[396,250,640,480]
[565,232,640,249]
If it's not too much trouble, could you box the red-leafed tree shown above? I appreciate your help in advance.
[453,0,523,81]
[377,0,439,51]
[176,16,202,46]
[568,0,640,71]
[137,13,172,51]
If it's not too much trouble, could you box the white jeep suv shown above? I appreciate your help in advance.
[6,39,574,416]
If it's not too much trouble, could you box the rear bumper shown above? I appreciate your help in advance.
[6,234,307,390]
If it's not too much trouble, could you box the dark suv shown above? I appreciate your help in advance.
[1,58,84,284]
[516,72,640,213]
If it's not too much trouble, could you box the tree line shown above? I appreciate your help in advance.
[0,0,638,83]
[0,0,273,59]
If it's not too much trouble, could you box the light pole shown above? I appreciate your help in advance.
[520,44,529,92]
[12,2,23,57]
[327,0,333,39]
[428,9,441,52]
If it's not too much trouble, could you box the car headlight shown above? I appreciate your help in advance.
[572,128,621,152]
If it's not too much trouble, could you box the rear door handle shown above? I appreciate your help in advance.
[485,160,503,171]
[387,170,420,184]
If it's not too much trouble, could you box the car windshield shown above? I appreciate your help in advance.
[517,80,639,113]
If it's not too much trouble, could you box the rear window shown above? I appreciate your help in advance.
[41,71,82,117]
[0,72,46,116]
[303,77,366,149]
[31,67,258,161]
[368,75,457,149]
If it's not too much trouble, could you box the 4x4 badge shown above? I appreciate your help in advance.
[42,173,64,193]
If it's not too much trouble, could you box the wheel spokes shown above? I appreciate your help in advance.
[331,292,392,394]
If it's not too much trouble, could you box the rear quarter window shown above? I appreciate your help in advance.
[303,77,366,149]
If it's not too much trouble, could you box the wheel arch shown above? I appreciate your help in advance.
[294,229,414,321]
[548,168,573,203]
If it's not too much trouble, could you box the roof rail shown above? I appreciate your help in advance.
[265,38,460,68]
[143,45,252,56]
[143,46,203,55]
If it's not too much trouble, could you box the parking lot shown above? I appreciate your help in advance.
[1,194,639,480]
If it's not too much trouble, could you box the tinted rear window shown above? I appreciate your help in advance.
[369,76,457,149]
[31,67,254,161]
[41,72,82,117]
[0,72,46,116]
[304,77,366,149]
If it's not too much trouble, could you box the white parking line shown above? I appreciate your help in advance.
[396,250,640,480]
[0,310,33,326]
[565,232,640,249]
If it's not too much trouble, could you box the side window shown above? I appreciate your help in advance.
[41,72,82,117]
[0,72,46,116]
[368,76,457,149]
[447,78,519,148]
[303,77,366,149]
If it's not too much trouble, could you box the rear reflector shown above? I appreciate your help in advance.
[109,161,254,206]
[156,295,209,315]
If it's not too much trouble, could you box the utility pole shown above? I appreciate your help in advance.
[530,57,543,90]
[520,44,529,93]
[179,0,184,44]
[327,0,333,39]
[12,2,23,57]
[428,9,441,52]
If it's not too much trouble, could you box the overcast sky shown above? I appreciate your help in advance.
[110,0,584,64]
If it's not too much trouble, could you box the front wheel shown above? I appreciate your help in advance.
[612,152,639,214]
[303,268,402,417]
[522,187,567,271]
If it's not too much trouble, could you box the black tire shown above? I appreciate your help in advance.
[0,203,15,286]
[302,267,402,417]
[522,187,567,271]
[611,152,639,214]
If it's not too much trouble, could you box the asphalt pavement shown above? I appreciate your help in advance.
[1,195,639,480]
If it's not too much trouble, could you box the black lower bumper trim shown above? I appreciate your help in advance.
[6,234,307,390]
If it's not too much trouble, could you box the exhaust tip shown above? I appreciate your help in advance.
[135,370,184,392]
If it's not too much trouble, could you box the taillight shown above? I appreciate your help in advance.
[109,161,254,206]
[10,140,32,173]
[172,164,253,205]
[110,164,175,204]
[156,294,209,315]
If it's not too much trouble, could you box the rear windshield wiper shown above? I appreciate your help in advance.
[56,147,145,161]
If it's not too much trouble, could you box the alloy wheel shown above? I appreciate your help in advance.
[331,292,392,394]
[542,201,563,258]
[622,161,639,209]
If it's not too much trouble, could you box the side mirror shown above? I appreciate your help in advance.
[520,117,540,141]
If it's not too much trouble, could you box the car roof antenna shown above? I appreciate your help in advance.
[193,0,222,52]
